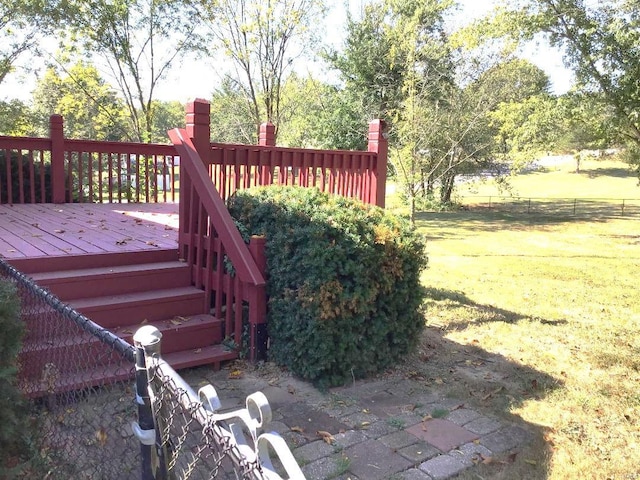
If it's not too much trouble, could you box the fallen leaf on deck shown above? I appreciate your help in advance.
[422,414,432,422]
[116,239,127,245]
[54,229,65,234]
[193,348,202,353]
[145,241,158,246]
[135,218,143,224]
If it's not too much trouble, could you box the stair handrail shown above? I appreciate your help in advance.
[168,128,265,287]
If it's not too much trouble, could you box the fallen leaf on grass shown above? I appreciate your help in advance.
[482,386,505,401]
[287,385,296,395]
[525,459,537,465]
[290,426,304,433]
[228,369,244,379]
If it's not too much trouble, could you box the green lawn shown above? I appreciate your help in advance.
[396,157,640,479]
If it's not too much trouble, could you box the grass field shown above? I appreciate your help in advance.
[395,157,640,478]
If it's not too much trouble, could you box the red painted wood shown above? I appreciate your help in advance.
[0,203,179,260]
[68,286,205,327]
[30,261,191,300]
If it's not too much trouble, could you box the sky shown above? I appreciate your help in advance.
[0,0,574,103]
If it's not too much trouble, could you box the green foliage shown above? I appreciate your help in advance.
[467,0,640,177]
[0,99,34,136]
[32,62,128,140]
[0,279,31,475]
[227,186,428,387]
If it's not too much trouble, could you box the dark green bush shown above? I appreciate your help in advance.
[0,151,52,203]
[0,279,31,475]
[228,186,428,387]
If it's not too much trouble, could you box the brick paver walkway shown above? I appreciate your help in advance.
[191,365,531,480]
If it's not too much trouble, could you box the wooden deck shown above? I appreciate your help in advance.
[0,203,179,260]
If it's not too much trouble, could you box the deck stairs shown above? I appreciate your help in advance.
[10,249,237,397]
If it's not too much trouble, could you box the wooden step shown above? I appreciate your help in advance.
[19,314,224,379]
[8,249,179,274]
[29,261,191,300]
[67,287,205,328]
[20,344,237,399]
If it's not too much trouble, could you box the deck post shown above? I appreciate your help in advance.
[248,236,268,362]
[368,119,388,208]
[185,99,211,163]
[258,122,276,147]
[50,115,66,203]
[181,100,211,260]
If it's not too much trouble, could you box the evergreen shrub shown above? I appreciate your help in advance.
[228,186,428,387]
[0,279,30,474]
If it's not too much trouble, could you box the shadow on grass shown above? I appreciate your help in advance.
[388,288,564,478]
[423,286,568,330]
[581,167,636,179]
[415,205,638,234]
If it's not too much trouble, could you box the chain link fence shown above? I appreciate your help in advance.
[135,325,303,479]
[458,196,640,217]
[0,259,140,479]
[1,258,303,480]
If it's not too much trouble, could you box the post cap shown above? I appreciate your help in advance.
[133,325,163,348]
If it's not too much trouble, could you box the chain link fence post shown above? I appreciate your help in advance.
[133,326,167,480]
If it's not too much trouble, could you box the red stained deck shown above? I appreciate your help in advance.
[0,203,179,261]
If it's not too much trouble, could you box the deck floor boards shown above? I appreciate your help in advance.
[0,203,179,260]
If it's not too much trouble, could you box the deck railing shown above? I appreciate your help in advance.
[0,104,387,207]
[209,119,388,207]
[170,111,268,361]
[0,117,179,204]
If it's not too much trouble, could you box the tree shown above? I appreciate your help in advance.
[201,0,325,140]
[31,62,128,140]
[62,0,204,142]
[470,0,640,174]
[209,78,260,144]
[149,100,184,143]
[0,99,33,135]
